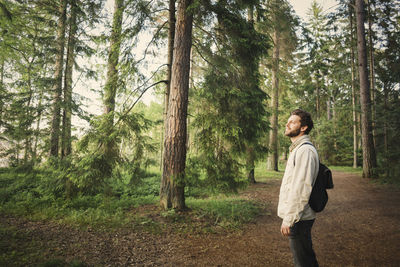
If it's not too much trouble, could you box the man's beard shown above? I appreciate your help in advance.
[285,128,301,137]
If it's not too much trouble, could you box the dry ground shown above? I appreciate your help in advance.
[1,171,400,266]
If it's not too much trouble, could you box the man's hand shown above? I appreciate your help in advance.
[280,222,291,237]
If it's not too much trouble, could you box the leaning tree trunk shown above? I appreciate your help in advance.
[61,0,77,158]
[49,0,67,157]
[160,0,193,211]
[355,0,377,178]
[103,0,124,160]
[349,2,358,168]
[267,28,280,172]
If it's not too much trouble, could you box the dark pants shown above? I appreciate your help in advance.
[289,219,319,267]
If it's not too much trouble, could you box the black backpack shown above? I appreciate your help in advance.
[294,142,334,212]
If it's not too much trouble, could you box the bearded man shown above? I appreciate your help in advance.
[278,109,319,267]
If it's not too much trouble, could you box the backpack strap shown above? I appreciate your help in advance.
[293,142,314,166]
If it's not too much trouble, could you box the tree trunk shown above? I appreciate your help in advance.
[383,83,388,177]
[49,0,67,157]
[326,99,331,120]
[332,96,337,151]
[160,0,193,211]
[316,78,320,119]
[103,0,124,160]
[349,2,358,168]
[367,0,377,151]
[61,0,77,158]
[0,56,4,126]
[267,29,280,172]
[33,86,45,165]
[355,0,377,178]
[24,65,33,164]
[247,147,256,184]
[161,0,176,170]
[247,6,257,180]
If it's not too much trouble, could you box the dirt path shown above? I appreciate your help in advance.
[167,171,400,266]
[2,171,400,266]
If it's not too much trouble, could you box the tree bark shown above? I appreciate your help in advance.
[61,0,77,158]
[326,99,331,120]
[161,0,176,170]
[367,0,377,151]
[33,86,45,165]
[332,96,337,151]
[0,56,4,126]
[24,64,33,164]
[103,0,124,159]
[247,147,256,183]
[160,0,193,211]
[349,2,358,168]
[49,0,67,157]
[316,77,320,119]
[267,29,280,172]
[383,83,388,177]
[247,5,257,181]
[355,0,377,178]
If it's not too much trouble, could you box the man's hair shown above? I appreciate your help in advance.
[291,109,314,134]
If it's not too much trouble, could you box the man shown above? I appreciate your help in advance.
[278,109,319,267]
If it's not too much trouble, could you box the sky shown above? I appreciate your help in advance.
[289,0,339,19]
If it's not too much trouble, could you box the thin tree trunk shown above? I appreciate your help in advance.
[367,0,377,151]
[164,0,176,120]
[0,56,4,126]
[62,0,77,158]
[316,78,320,119]
[49,0,67,158]
[160,0,193,211]
[383,83,388,177]
[33,86,45,165]
[247,5,257,181]
[326,99,331,120]
[332,96,337,151]
[24,66,33,164]
[355,0,377,178]
[103,0,124,160]
[267,28,280,172]
[349,2,358,168]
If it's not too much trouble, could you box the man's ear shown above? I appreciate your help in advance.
[300,125,308,133]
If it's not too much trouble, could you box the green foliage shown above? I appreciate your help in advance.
[0,167,159,229]
[70,110,156,194]
[189,1,270,192]
[186,152,245,194]
[186,197,264,229]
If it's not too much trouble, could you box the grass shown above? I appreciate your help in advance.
[254,161,285,182]
[186,196,265,229]
[329,165,363,175]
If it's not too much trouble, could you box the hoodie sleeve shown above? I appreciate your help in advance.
[282,146,318,227]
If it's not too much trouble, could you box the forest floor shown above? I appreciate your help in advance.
[1,171,400,266]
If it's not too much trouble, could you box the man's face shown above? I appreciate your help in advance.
[285,115,304,137]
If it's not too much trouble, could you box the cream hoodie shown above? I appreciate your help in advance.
[277,135,319,227]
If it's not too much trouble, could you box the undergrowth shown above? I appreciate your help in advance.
[0,164,271,232]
